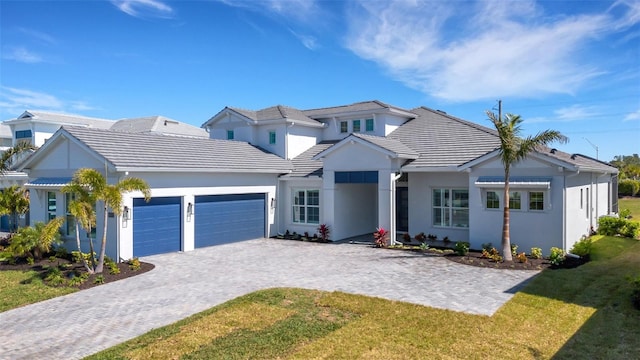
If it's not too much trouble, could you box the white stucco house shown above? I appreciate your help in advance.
[16,100,618,260]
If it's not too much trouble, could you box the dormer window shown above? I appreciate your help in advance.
[15,130,32,139]
[269,131,276,144]
[365,118,374,132]
[226,130,234,140]
[340,121,348,133]
[353,120,361,132]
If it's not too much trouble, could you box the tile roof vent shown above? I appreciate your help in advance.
[571,154,577,160]
[436,109,447,114]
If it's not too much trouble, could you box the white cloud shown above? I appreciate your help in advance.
[2,47,43,63]
[17,27,57,45]
[344,0,627,102]
[0,87,98,119]
[111,0,173,18]
[289,29,318,50]
[624,109,640,121]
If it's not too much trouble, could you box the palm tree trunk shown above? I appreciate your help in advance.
[75,223,93,273]
[502,169,513,261]
[95,204,108,273]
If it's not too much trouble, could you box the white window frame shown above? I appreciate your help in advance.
[528,191,545,211]
[65,193,76,236]
[352,119,361,132]
[339,121,348,133]
[365,118,374,132]
[509,191,522,210]
[47,192,57,221]
[433,188,469,228]
[292,189,320,225]
[486,190,500,209]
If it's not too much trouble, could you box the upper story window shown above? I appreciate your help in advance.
[15,130,32,139]
[226,130,234,140]
[528,191,544,211]
[352,120,361,132]
[269,131,276,144]
[340,121,348,133]
[365,118,374,132]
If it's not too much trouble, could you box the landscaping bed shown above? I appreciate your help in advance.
[0,255,154,290]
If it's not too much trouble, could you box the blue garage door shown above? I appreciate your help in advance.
[195,193,265,248]
[133,197,181,257]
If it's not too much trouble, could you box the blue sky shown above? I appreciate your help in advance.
[1,0,638,161]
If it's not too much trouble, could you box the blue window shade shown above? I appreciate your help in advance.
[15,130,32,139]
[335,171,378,183]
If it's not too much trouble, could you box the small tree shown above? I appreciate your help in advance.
[0,185,30,232]
[487,110,567,261]
[62,168,150,274]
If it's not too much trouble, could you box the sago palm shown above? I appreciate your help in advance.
[487,110,567,261]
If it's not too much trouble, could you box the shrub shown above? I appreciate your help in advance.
[442,236,451,243]
[44,267,66,286]
[419,242,429,251]
[570,237,593,257]
[530,247,543,259]
[482,247,503,262]
[108,261,120,275]
[619,208,632,219]
[598,216,640,238]
[454,241,470,256]
[2,218,64,260]
[128,257,141,271]
[373,227,389,248]
[427,233,437,241]
[481,242,493,252]
[549,247,565,266]
[516,252,528,263]
[68,273,86,287]
[618,179,640,197]
[511,244,518,256]
[415,232,427,242]
[94,275,105,285]
[316,224,331,242]
[402,233,411,242]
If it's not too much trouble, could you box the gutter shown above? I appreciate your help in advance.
[390,171,403,245]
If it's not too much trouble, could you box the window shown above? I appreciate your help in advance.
[269,131,276,144]
[15,130,32,139]
[433,188,468,228]
[586,188,589,218]
[226,130,234,140]
[47,192,56,221]
[293,189,320,224]
[352,120,361,132]
[509,191,521,210]
[486,191,500,209]
[65,193,75,236]
[580,188,584,209]
[365,118,374,132]
[340,121,348,133]
[529,191,544,211]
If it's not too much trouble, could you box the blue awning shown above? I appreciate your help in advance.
[475,176,552,189]
[24,177,72,189]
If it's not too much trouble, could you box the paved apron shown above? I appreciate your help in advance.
[0,239,539,359]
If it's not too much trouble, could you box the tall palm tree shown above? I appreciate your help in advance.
[62,168,150,273]
[487,111,567,261]
[0,141,37,174]
[62,181,98,273]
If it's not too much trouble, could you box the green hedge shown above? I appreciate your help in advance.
[598,216,640,238]
[619,179,640,197]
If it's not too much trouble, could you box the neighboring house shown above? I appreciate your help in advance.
[18,100,618,261]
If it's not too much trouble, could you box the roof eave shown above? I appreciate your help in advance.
[114,167,292,174]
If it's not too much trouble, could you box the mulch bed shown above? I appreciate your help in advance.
[0,256,154,290]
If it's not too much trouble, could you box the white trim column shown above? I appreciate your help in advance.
[322,170,335,238]
[378,169,394,244]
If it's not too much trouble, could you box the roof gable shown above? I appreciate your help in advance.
[313,133,418,160]
[202,105,322,129]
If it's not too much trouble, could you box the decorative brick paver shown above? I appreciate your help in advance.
[0,239,539,359]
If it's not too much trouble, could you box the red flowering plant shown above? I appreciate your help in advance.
[317,224,330,242]
[373,227,389,248]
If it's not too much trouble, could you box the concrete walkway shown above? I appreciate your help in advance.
[0,239,540,360]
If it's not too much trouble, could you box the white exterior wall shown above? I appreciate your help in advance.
[468,157,565,254]
[285,126,321,160]
[320,114,409,141]
[407,172,470,242]
[208,114,256,144]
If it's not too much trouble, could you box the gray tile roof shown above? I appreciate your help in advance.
[388,107,501,168]
[351,133,419,159]
[284,141,338,178]
[535,146,618,173]
[5,110,114,129]
[110,116,208,138]
[225,105,321,127]
[50,126,292,173]
[303,100,413,118]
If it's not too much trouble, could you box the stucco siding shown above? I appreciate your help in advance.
[278,178,323,237]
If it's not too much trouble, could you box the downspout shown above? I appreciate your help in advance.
[390,170,403,245]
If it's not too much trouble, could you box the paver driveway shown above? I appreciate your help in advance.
[1,238,539,360]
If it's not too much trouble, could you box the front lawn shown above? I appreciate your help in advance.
[620,197,640,223]
[0,270,77,312]
[88,235,640,359]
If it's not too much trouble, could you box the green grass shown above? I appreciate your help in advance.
[620,197,640,223]
[87,235,640,360]
[0,270,77,312]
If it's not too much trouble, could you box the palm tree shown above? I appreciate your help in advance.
[487,110,567,261]
[62,181,98,273]
[0,141,37,174]
[62,168,150,273]
[0,185,30,232]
